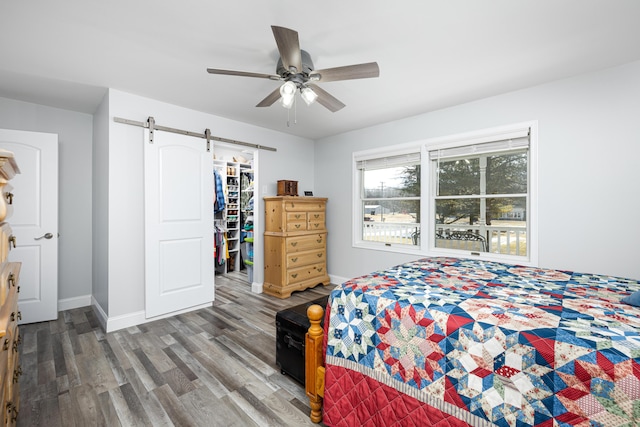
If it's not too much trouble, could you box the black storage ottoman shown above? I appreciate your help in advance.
[275,295,329,385]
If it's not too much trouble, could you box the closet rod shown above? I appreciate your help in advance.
[113,116,277,152]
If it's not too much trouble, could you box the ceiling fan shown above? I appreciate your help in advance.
[207,26,380,112]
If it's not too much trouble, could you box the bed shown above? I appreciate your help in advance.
[305,257,640,426]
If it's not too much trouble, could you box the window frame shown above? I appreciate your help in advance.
[352,121,538,265]
[352,142,424,255]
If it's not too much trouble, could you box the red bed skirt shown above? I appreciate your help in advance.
[323,365,473,427]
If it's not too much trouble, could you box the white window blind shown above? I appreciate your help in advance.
[428,129,530,161]
[356,152,421,170]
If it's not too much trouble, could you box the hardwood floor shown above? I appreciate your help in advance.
[17,272,333,426]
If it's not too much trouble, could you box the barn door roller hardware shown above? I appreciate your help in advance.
[113,116,277,152]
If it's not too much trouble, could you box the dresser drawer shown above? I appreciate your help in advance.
[0,223,12,263]
[2,183,14,223]
[5,325,19,414]
[0,264,20,342]
[307,211,325,231]
[285,212,307,232]
[285,262,327,285]
[286,248,326,269]
[0,263,19,306]
[283,200,325,212]
[0,326,10,385]
[286,233,326,253]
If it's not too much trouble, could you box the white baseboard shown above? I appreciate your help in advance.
[91,296,108,331]
[104,309,147,333]
[58,294,92,312]
[90,299,213,333]
[64,275,342,332]
[329,274,348,286]
[82,274,342,332]
[251,281,263,293]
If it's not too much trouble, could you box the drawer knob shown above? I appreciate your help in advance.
[314,214,319,218]
[2,339,8,351]
[291,273,298,279]
[13,366,22,383]
[317,253,322,257]
[295,214,301,219]
[317,238,322,243]
[8,273,15,287]
[291,242,298,247]
[9,235,16,248]
[291,257,298,263]
[4,192,13,205]
[295,224,300,229]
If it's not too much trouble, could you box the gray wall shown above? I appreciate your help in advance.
[92,92,109,312]
[0,96,93,306]
[315,60,640,281]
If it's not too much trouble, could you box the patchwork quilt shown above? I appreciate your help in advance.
[323,257,640,427]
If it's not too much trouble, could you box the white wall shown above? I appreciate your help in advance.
[0,97,93,308]
[315,60,640,282]
[101,89,315,325]
[92,92,110,312]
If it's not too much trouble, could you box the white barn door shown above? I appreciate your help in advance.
[144,129,214,318]
[0,129,59,324]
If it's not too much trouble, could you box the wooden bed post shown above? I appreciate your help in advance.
[306,304,325,423]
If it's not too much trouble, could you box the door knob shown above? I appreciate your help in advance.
[34,233,53,240]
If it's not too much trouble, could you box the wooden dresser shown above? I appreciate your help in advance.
[0,150,21,425]
[264,196,330,298]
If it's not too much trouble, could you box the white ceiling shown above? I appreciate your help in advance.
[1,1,639,140]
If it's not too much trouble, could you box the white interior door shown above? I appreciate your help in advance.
[144,129,214,318]
[0,129,58,324]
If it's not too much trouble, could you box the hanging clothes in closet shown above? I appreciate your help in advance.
[214,225,227,268]
[214,169,225,213]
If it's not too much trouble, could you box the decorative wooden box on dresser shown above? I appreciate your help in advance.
[0,150,21,425]
[264,196,330,298]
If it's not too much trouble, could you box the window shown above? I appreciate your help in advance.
[353,122,536,262]
[430,130,530,257]
[354,149,421,248]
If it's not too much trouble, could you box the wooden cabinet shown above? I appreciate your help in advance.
[0,150,20,425]
[264,197,330,298]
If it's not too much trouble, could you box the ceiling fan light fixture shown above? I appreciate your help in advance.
[280,81,296,109]
[300,87,318,106]
[207,26,380,114]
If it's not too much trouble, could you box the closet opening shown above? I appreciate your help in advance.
[214,145,256,285]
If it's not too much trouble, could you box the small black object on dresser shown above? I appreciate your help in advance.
[276,295,329,384]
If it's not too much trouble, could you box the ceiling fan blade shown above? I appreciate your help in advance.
[271,26,302,73]
[207,68,281,80]
[256,87,282,107]
[310,62,380,83]
[308,85,345,112]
